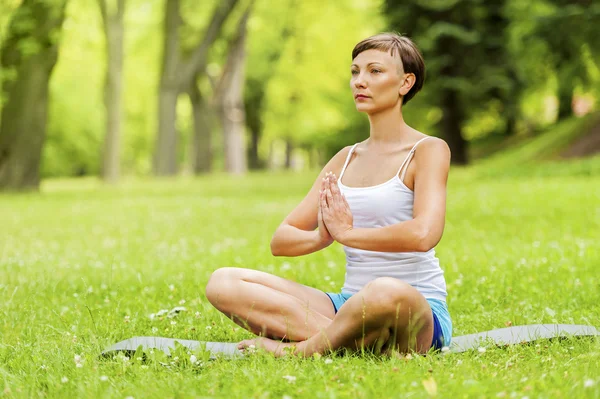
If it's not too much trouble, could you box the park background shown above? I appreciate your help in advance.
[0,0,599,398]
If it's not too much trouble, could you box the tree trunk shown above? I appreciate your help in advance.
[247,126,262,169]
[557,74,574,121]
[0,0,68,191]
[285,138,293,169]
[187,81,213,173]
[216,3,252,175]
[440,89,468,165]
[98,0,125,184]
[153,0,181,176]
[153,0,239,176]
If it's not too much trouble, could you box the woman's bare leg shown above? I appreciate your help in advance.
[238,277,434,356]
[205,267,335,341]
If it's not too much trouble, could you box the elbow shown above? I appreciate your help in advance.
[270,237,281,256]
[270,229,284,256]
[414,228,436,252]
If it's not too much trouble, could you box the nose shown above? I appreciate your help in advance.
[353,72,367,89]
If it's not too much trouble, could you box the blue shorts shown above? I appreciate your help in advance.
[325,291,452,349]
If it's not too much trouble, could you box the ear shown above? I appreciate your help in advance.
[399,73,416,96]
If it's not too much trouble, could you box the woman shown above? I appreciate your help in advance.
[205,33,452,357]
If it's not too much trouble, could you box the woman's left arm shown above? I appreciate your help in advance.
[324,138,451,253]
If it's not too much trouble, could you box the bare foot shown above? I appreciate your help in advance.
[238,337,297,357]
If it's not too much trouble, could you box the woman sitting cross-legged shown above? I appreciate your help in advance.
[205,32,452,357]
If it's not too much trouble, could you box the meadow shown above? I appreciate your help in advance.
[0,166,598,398]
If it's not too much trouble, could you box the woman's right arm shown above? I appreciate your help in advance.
[270,147,351,257]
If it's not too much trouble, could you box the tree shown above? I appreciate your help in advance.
[97,0,125,184]
[153,0,239,176]
[186,76,214,174]
[532,0,600,120]
[243,0,295,170]
[0,0,69,191]
[214,2,253,174]
[384,0,514,164]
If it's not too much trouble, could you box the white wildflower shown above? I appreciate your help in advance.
[169,284,175,291]
[100,376,109,382]
[478,347,486,353]
[190,355,197,364]
[195,312,201,318]
[584,379,595,388]
[61,377,68,384]
[282,375,296,383]
[76,363,83,368]
[324,358,333,364]
[281,262,291,271]
[179,299,186,305]
[170,321,177,325]
[206,326,212,330]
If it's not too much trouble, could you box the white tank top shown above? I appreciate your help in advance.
[337,137,448,301]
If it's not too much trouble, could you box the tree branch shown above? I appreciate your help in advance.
[178,0,240,88]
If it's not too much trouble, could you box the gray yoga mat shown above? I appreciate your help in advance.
[102,324,600,358]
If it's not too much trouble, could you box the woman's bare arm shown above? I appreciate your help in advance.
[331,138,451,253]
[270,147,351,257]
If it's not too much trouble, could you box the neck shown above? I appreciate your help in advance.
[365,102,411,149]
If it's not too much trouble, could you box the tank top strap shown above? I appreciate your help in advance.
[339,143,359,180]
[396,137,431,181]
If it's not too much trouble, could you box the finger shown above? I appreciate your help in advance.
[325,188,333,204]
[321,189,328,208]
[330,176,341,196]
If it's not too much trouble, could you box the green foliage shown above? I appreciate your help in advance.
[259,0,386,157]
[2,0,600,179]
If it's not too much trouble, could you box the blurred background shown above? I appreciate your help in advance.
[0,0,599,191]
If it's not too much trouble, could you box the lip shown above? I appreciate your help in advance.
[354,94,370,99]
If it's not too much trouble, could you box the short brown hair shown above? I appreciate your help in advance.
[352,32,425,104]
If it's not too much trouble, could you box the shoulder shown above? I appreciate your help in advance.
[324,144,356,173]
[415,136,451,164]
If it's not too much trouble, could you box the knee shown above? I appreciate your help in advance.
[205,267,241,306]
[363,277,416,315]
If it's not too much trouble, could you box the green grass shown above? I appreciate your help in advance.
[0,169,599,398]
[470,113,600,178]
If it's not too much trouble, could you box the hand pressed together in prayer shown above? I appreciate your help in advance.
[319,172,353,243]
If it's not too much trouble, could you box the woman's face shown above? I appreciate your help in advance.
[350,49,413,114]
